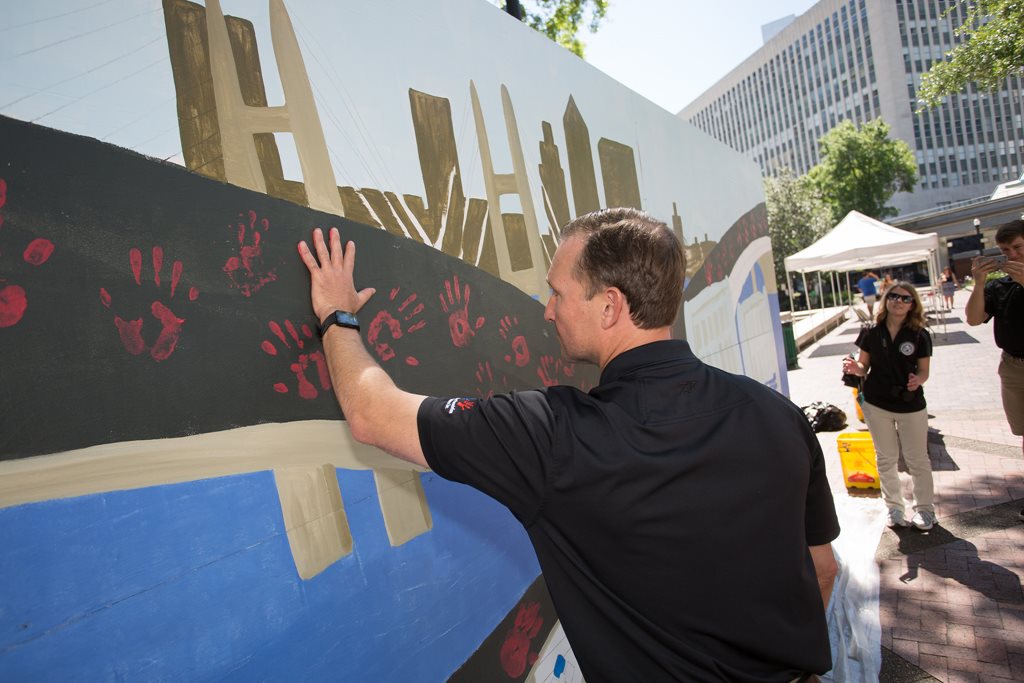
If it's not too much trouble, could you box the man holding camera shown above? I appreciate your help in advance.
[966,220,1024,511]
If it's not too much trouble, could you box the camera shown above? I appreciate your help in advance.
[889,385,916,402]
[987,254,1009,267]
[841,354,861,387]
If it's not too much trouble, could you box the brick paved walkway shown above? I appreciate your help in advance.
[787,289,1024,682]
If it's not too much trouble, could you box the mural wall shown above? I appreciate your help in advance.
[0,0,787,679]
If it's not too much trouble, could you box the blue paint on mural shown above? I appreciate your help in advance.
[732,262,782,391]
[737,262,767,303]
[769,292,790,396]
[554,654,566,677]
[0,470,539,681]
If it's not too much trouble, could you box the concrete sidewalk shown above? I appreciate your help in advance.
[786,288,1024,682]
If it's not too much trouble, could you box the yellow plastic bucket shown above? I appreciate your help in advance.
[852,388,864,422]
[836,432,880,489]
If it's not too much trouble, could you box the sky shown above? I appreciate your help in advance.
[581,0,819,114]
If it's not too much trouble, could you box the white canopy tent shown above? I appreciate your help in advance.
[783,211,943,321]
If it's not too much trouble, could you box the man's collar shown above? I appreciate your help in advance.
[598,339,697,385]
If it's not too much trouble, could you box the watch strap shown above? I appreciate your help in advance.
[319,310,360,336]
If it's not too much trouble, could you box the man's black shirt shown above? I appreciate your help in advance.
[418,340,839,682]
[985,276,1024,357]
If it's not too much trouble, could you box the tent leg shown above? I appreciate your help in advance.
[927,249,946,336]
[785,268,795,314]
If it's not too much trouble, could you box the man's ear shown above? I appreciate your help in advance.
[601,287,627,329]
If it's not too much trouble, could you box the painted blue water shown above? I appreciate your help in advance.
[0,469,539,681]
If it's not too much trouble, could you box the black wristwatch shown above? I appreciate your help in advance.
[319,310,360,336]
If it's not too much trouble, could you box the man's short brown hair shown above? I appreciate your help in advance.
[560,208,685,329]
[995,219,1024,245]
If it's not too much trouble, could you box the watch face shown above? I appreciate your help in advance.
[321,310,359,335]
[336,312,358,327]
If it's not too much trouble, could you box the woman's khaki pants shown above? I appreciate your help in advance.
[862,402,934,513]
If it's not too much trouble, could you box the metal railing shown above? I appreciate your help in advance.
[893,194,992,222]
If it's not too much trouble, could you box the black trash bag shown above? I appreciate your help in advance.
[801,401,848,433]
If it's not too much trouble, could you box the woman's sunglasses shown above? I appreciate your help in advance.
[887,293,913,304]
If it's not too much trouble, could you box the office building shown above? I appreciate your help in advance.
[679,0,1024,216]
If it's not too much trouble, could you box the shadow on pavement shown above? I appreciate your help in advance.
[921,430,960,472]
[808,331,980,359]
[890,524,1023,602]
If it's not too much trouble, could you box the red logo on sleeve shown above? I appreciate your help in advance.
[444,397,477,414]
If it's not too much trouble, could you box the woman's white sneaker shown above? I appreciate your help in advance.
[888,508,911,528]
[911,510,936,531]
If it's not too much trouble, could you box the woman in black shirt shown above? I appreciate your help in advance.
[842,282,935,530]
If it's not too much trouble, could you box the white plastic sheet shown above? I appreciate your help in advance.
[821,496,887,682]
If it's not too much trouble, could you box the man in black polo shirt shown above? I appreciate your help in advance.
[298,208,840,681]
[966,220,1024,515]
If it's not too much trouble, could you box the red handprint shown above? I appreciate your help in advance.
[537,354,575,387]
[499,601,544,678]
[0,286,26,328]
[367,287,426,366]
[223,209,277,297]
[99,246,199,361]
[498,315,530,367]
[260,319,330,399]
[439,275,484,348]
[22,238,54,266]
[474,360,508,398]
[0,179,56,328]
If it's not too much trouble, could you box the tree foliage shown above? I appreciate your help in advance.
[499,0,608,57]
[764,168,833,287]
[807,119,918,222]
[917,0,1024,110]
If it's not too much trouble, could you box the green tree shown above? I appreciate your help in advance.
[807,119,918,222]
[764,168,833,291]
[498,1,608,57]
[917,0,1024,110]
